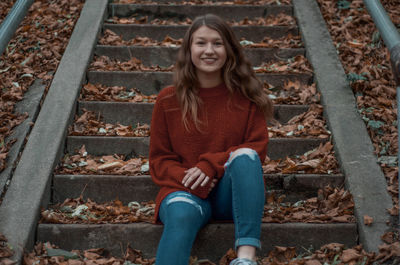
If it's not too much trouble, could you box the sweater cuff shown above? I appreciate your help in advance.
[196,160,216,179]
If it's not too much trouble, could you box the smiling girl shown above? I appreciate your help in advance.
[149,14,273,265]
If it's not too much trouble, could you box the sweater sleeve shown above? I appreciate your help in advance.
[195,103,269,187]
[149,94,187,189]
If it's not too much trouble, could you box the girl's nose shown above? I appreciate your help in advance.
[204,43,215,54]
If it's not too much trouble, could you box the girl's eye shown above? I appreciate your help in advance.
[196,41,205,45]
[215,42,223,46]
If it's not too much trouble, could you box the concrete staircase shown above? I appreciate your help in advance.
[34,1,358,262]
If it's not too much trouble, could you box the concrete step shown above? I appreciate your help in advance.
[65,136,327,159]
[95,46,305,67]
[77,102,309,125]
[37,223,357,262]
[53,173,344,204]
[86,71,313,94]
[108,4,293,20]
[103,24,298,42]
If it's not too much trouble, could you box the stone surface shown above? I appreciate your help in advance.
[95,46,305,67]
[65,136,327,159]
[104,24,299,42]
[78,102,309,125]
[87,71,313,94]
[0,1,108,262]
[52,174,344,203]
[108,4,293,19]
[293,0,393,252]
[0,79,45,196]
[37,223,357,262]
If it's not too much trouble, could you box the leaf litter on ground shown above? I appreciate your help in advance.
[316,0,400,241]
[89,55,313,74]
[57,141,337,176]
[0,0,84,176]
[264,81,320,105]
[72,106,328,139]
[0,233,16,265]
[24,239,400,265]
[81,81,318,105]
[70,109,150,137]
[40,184,353,225]
[99,29,303,48]
[80,83,157,103]
[106,14,296,27]
[41,197,155,224]
[55,145,149,176]
[269,104,330,138]
[264,186,354,224]
[263,141,340,175]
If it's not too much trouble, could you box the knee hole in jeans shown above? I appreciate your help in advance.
[225,148,258,168]
[166,196,205,218]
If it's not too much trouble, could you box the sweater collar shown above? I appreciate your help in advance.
[198,82,228,97]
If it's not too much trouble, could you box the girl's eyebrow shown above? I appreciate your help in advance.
[194,36,223,41]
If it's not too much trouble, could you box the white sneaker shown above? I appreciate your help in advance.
[229,258,257,265]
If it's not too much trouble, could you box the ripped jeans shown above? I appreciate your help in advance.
[156,148,265,265]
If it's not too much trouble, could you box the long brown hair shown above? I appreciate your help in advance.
[173,14,273,130]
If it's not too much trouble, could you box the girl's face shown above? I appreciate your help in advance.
[190,26,227,79]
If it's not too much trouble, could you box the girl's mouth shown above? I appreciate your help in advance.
[202,58,217,64]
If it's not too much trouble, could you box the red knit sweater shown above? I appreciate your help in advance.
[149,83,269,222]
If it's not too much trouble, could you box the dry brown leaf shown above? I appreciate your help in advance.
[381,232,395,244]
[363,215,373,226]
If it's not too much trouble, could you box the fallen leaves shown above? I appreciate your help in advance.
[70,110,150,137]
[363,215,373,226]
[264,81,320,105]
[89,56,174,72]
[80,83,157,102]
[89,55,312,74]
[41,184,354,225]
[269,104,330,138]
[316,0,400,218]
[263,186,355,223]
[263,141,340,174]
[376,242,400,263]
[0,233,15,265]
[41,197,155,224]
[260,243,377,265]
[254,55,313,74]
[25,241,400,265]
[0,0,84,175]
[240,34,303,49]
[23,242,155,265]
[99,30,183,47]
[107,14,296,27]
[55,146,149,175]
[99,29,303,48]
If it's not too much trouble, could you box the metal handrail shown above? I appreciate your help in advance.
[0,0,34,57]
[363,0,400,224]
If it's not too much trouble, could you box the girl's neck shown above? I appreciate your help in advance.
[196,71,223,88]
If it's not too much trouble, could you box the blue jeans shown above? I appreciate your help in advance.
[155,148,265,265]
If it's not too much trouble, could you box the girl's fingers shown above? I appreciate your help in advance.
[191,173,206,190]
[182,167,199,185]
[200,176,210,187]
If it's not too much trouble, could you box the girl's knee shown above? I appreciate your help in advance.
[225,148,260,168]
[162,194,209,226]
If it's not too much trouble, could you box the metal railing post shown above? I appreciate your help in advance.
[0,0,34,57]
[363,0,400,225]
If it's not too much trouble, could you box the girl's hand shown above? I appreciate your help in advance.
[182,167,210,190]
[209,178,218,192]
